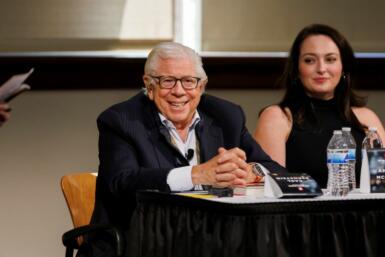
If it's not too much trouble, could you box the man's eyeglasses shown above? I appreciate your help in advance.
[150,76,201,90]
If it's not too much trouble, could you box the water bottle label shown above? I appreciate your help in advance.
[327,149,348,164]
[347,149,356,161]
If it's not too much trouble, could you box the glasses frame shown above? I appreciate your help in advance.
[149,75,202,90]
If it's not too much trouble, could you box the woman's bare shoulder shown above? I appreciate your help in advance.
[257,105,293,138]
[259,105,292,125]
[353,106,385,142]
[254,105,292,166]
[353,107,382,126]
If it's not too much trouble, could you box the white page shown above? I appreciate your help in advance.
[0,68,34,102]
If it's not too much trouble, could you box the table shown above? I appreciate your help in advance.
[125,190,385,257]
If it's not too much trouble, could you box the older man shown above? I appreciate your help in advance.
[89,42,286,256]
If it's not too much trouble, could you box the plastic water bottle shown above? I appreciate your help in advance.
[360,127,383,192]
[327,130,349,196]
[341,127,356,191]
[362,127,383,150]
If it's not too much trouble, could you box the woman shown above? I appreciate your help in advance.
[253,24,385,187]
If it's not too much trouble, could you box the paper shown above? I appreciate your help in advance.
[172,189,385,204]
[0,68,34,102]
[176,191,217,199]
[360,149,370,193]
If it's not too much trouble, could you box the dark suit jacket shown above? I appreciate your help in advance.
[91,91,286,230]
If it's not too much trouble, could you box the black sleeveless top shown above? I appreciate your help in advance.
[285,97,365,188]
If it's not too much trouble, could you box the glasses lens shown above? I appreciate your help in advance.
[156,76,199,89]
[160,77,176,89]
[181,77,198,89]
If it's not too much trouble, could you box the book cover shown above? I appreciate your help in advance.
[264,172,322,198]
[367,149,385,193]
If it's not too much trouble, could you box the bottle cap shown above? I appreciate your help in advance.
[369,127,378,131]
[342,127,351,132]
[333,130,342,134]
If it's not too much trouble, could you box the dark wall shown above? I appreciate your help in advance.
[1,55,384,90]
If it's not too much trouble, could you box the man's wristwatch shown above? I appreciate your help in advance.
[250,162,265,177]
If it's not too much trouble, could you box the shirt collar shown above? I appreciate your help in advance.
[159,111,201,131]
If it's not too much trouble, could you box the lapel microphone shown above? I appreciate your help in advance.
[185,149,194,161]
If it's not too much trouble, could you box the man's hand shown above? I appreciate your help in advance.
[0,103,11,126]
[191,147,250,187]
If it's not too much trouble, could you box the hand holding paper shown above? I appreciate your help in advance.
[0,102,11,126]
[0,68,33,102]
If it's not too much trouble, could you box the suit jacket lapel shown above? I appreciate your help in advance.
[144,100,187,167]
[196,111,224,162]
[143,96,223,165]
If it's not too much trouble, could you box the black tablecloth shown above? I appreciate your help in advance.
[125,191,385,257]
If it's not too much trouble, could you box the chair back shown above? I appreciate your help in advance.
[61,172,97,228]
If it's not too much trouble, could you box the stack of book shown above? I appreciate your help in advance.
[233,182,264,197]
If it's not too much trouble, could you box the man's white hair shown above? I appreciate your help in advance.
[144,42,207,79]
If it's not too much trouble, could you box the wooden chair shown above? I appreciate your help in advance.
[61,172,124,257]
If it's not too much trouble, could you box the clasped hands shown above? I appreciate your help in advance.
[192,147,258,188]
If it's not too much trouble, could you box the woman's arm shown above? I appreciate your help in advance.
[353,107,385,144]
[253,105,292,167]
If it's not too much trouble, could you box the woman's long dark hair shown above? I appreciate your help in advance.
[278,24,366,130]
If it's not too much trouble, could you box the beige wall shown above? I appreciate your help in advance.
[2,0,385,52]
[0,89,384,257]
[202,0,385,52]
[0,0,172,51]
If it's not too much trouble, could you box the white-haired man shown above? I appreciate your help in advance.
[87,42,286,257]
